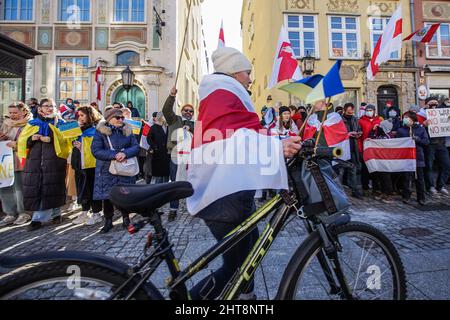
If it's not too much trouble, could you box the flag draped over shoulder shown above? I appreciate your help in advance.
[363,137,416,173]
[186,74,288,215]
[18,122,71,160]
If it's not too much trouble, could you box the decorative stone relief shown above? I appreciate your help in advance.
[95,28,109,50]
[423,2,450,21]
[38,28,53,50]
[369,1,395,14]
[41,0,51,24]
[327,0,359,13]
[340,64,360,81]
[287,0,315,11]
[97,0,107,24]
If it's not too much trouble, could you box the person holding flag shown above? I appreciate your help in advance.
[187,47,302,300]
[71,106,103,225]
[18,99,71,231]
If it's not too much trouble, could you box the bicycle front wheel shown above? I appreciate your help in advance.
[0,261,160,300]
[279,222,407,300]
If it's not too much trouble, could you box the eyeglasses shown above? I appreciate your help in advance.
[114,116,125,120]
[183,109,194,114]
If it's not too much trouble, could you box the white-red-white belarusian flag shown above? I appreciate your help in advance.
[302,112,351,161]
[367,5,403,81]
[186,74,288,214]
[268,25,302,88]
[363,137,417,173]
[217,20,225,48]
[417,108,427,125]
[404,23,440,43]
[95,63,102,102]
[139,121,152,150]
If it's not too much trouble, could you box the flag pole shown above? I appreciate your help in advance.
[314,97,332,148]
[400,45,404,113]
[175,0,193,87]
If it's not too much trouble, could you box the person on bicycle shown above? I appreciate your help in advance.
[187,47,302,300]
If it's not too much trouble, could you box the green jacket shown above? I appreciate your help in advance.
[162,95,195,153]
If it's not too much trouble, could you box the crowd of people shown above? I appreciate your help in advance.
[0,91,449,234]
[259,96,450,206]
[0,94,195,233]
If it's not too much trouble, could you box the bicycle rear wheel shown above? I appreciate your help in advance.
[279,222,407,300]
[0,261,161,300]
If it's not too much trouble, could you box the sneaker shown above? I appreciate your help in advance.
[0,215,17,227]
[72,211,90,225]
[428,187,438,195]
[27,221,42,231]
[69,202,81,211]
[168,210,177,222]
[438,188,449,196]
[381,195,395,204]
[85,212,103,226]
[122,216,131,229]
[14,213,31,225]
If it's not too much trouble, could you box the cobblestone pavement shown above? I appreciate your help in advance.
[0,191,449,300]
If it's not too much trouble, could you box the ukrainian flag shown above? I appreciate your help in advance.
[58,121,82,139]
[304,60,345,104]
[125,119,143,135]
[279,75,324,100]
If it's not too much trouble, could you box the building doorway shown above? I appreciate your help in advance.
[377,86,399,116]
[113,85,146,119]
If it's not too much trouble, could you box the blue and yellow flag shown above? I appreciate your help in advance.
[124,119,142,135]
[58,121,82,139]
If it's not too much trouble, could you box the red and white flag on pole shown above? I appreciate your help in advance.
[363,137,417,173]
[367,5,403,81]
[95,62,103,106]
[139,121,152,150]
[416,108,427,125]
[217,20,225,48]
[302,113,351,161]
[186,74,288,214]
[268,25,302,88]
[404,23,440,43]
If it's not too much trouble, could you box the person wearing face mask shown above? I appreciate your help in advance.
[358,104,382,195]
[422,96,450,196]
[384,107,401,137]
[188,47,302,300]
[397,112,429,205]
[162,88,196,222]
[60,98,77,121]
[340,103,363,199]
[18,99,71,231]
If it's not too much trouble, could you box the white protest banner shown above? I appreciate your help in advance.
[426,108,450,138]
[0,141,15,188]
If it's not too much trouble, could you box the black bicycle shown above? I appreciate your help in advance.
[0,139,407,300]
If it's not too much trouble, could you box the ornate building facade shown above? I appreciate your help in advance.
[0,0,206,118]
[241,0,418,115]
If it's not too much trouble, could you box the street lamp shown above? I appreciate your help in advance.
[301,51,315,76]
[121,66,135,101]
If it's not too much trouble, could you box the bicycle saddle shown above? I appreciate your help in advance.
[110,182,194,213]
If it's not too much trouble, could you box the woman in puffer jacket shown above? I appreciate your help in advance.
[91,108,139,233]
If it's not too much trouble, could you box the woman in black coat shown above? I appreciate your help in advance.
[19,99,69,231]
[147,112,170,183]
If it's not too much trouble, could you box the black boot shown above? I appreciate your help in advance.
[27,221,42,232]
[101,218,113,233]
[122,216,130,229]
[168,210,177,222]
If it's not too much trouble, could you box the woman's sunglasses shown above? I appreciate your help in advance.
[114,116,125,120]
[183,109,194,114]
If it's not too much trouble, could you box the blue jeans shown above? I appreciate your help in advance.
[0,171,25,216]
[425,144,450,190]
[169,160,179,211]
[32,207,61,223]
[153,176,169,184]
[190,191,258,300]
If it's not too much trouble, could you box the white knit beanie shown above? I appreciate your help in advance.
[212,47,252,75]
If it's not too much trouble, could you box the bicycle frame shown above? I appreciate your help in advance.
[109,192,299,300]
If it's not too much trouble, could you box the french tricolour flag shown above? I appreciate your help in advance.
[363,137,417,173]
[186,74,288,215]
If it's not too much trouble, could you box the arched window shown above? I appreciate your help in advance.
[116,51,140,66]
